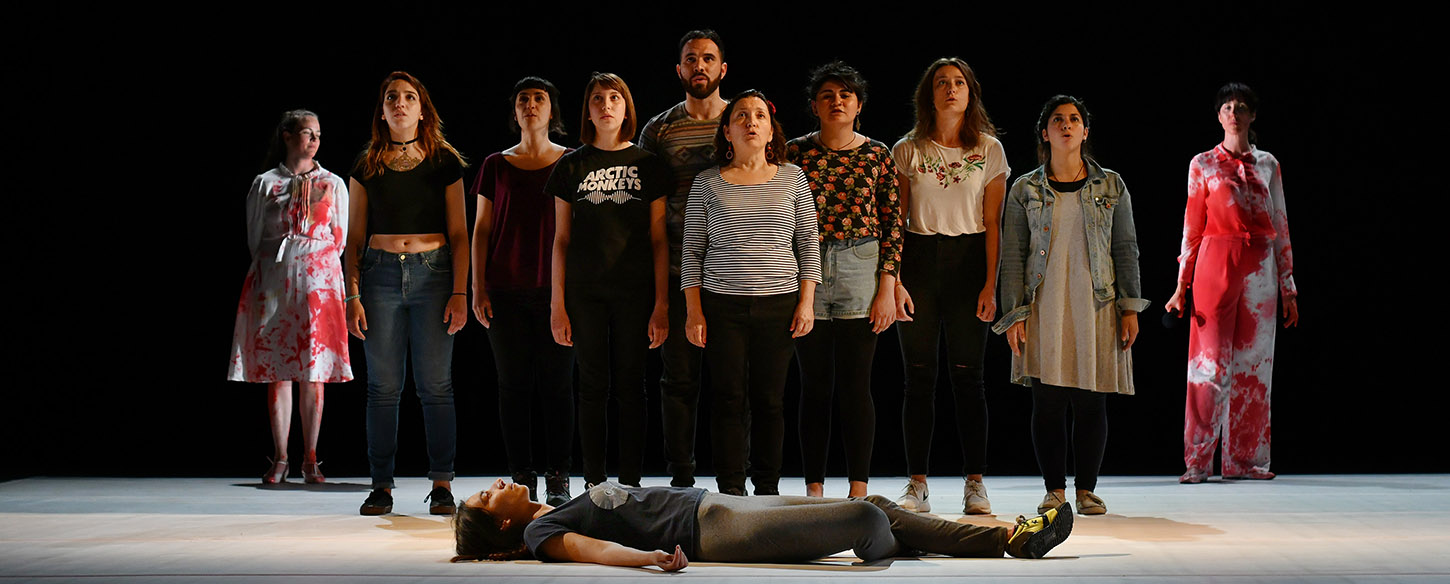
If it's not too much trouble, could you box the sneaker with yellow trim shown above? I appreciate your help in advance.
[1006,501,1073,559]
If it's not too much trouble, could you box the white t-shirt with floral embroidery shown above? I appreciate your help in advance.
[892,134,1009,236]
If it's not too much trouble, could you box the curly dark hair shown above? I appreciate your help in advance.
[804,61,868,129]
[713,89,789,166]
[450,506,530,562]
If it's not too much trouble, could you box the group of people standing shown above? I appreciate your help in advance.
[227,29,1299,531]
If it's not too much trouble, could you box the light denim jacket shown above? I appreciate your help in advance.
[991,159,1149,335]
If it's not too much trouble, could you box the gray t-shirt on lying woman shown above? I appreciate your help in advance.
[523,482,706,560]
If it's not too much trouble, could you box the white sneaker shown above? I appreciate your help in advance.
[963,479,992,514]
[896,479,931,512]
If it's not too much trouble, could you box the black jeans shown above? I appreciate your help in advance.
[567,286,654,486]
[703,290,798,494]
[485,288,574,479]
[660,274,704,486]
[1031,380,1108,492]
[795,318,878,484]
[896,232,989,476]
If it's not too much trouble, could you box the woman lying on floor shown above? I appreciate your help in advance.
[452,479,1072,568]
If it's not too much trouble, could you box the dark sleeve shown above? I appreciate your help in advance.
[639,112,663,154]
[544,153,575,203]
[522,504,584,560]
[643,154,672,202]
[434,154,464,189]
[471,154,497,200]
[784,138,804,166]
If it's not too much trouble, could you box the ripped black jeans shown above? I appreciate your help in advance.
[896,232,989,477]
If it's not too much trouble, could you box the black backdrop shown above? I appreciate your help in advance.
[11,9,1435,483]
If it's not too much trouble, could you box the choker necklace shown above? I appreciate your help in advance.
[389,137,419,146]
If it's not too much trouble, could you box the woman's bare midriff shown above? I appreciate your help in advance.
[369,233,447,253]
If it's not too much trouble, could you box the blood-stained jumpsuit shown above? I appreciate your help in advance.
[1177,144,1295,479]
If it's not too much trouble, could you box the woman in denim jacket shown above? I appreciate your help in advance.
[993,95,1148,516]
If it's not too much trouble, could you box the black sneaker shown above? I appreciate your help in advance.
[544,470,571,507]
[1006,501,1074,559]
[359,489,393,516]
[426,487,456,515]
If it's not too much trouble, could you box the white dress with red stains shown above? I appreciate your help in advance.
[228,164,353,383]
[1177,144,1295,477]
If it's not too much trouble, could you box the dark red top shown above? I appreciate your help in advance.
[471,150,571,292]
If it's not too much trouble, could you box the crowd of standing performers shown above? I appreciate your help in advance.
[228,29,1299,534]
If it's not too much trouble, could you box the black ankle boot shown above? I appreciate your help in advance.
[544,469,571,507]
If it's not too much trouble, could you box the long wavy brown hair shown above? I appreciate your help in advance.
[905,58,997,151]
[354,71,466,179]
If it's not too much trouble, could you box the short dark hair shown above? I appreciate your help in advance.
[1215,82,1259,114]
[805,61,869,129]
[1034,95,1093,167]
[713,89,789,166]
[507,77,566,135]
[451,506,530,562]
[678,29,724,60]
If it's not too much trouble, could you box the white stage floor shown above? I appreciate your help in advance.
[2,474,1446,583]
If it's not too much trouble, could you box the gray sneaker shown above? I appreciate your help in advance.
[964,479,992,515]
[896,478,931,512]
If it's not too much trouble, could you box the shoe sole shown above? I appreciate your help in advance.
[429,505,456,515]
[1078,505,1106,515]
[1024,502,1074,559]
[964,502,992,515]
[359,506,392,516]
[898,499,931,513]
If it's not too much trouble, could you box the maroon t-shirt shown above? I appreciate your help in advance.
[471,150,571,292]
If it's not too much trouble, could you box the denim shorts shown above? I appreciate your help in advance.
[814,237,879,320]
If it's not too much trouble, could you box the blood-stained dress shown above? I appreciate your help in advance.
[228,164,353,383]
[1178,144,1294,478]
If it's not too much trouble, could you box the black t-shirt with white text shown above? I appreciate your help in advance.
[544,145,670,293]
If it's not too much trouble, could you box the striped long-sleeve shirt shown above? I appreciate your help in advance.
[681,164,822,295]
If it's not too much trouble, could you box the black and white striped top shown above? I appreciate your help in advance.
[681,164,822,295]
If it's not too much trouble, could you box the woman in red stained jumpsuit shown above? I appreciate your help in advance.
[1165,83,1298,484]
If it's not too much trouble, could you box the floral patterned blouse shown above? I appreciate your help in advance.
[785,134,903,276]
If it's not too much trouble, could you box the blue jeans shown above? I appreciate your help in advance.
[813,237,879,320]
[359,246,458,489]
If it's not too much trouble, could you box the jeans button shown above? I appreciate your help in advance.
[399,253,407,262]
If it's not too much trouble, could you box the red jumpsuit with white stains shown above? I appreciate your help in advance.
[1177,144,1295,478]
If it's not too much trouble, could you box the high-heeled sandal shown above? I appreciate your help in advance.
[263,458,289,484]
[302,460,325,484]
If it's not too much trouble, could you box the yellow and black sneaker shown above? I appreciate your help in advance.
[1006,501,1073,558]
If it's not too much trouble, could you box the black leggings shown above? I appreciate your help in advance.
[795,318,878,484]
[1031,380,1108,492]
[696,493,1006,562]
[486,288,575,478]
[896,232,990,476]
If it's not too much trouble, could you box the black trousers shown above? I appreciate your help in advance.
[1031,380,1108,492]
[703,290,798,494]
[795,318,878,484]
[660,274,705,486]
[567,286,654,486]
[896,232,990,476]
[485,288,575,479]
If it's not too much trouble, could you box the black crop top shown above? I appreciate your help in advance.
[353,154,463,235]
